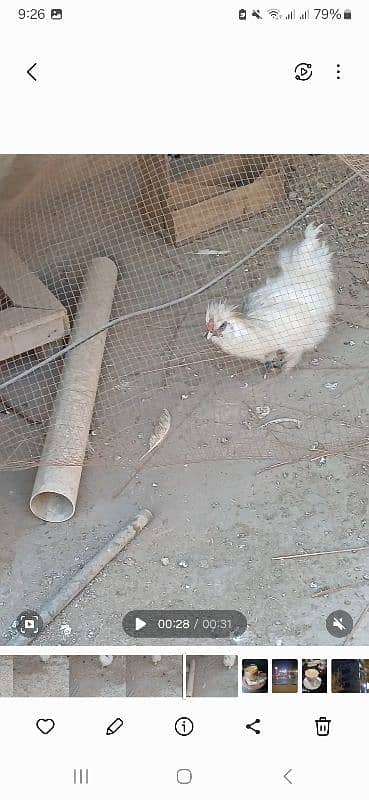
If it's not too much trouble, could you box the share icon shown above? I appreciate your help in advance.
[245,718,261,734]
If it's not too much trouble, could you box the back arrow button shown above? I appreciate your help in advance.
[27,63,37,81]
[283,769,293,784]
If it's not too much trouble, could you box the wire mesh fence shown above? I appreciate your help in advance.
[0,154,368,472]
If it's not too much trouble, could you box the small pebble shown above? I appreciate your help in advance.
[152,482,158,488]
[178,559,189,568]
[161,557,170,566]
[310,580,318,589]
[220,436,229,444]
[324,382,338,390]
[240,382,249,389]
[318,456,327,466]
[255,405,270,417]
[344,340,355,346]
[181,394,189,400]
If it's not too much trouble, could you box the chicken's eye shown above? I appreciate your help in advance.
[218,321,228,333]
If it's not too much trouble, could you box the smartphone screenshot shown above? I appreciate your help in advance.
[0,1,368,797]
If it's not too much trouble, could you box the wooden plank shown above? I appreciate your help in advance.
[0,342,61,423]
[167,164,286,243]
[0,306,68,361]
[0,237,67,311]
[137,155,172,235]
[168,155,272,210]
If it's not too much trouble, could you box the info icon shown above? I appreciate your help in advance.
[175,717,194,736]
[15,609,43,637]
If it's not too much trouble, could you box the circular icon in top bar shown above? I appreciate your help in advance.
[294,62,313,81]
[15,609,43,637]
[326,610,353,638]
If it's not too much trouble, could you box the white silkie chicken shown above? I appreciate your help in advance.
[205,223,335,371]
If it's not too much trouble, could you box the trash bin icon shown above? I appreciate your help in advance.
[315,716,331,736]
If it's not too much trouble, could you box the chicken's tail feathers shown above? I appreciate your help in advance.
[278,222,334,278]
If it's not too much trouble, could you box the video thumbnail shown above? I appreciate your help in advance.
[272,660,298,693]
[242,659,268,693]
[331,660,369,693]
[0,155,369,647]
[186,655,238,697]
[302,659,327,693]
[1,655,183,697]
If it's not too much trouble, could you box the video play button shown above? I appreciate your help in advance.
[135,617,147,632]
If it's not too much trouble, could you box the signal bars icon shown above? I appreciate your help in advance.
[285,10,295,19]
[300,9,310,18]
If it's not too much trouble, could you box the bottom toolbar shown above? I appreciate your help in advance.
[0,695,366,798]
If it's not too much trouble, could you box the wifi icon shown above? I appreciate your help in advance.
[268,8,282,17]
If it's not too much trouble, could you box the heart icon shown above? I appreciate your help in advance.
[36,718,55,734]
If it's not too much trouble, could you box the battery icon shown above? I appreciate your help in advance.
[343,9,352,19]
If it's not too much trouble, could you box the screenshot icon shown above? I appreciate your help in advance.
[15,611,43,637]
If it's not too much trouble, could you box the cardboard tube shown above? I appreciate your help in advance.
[30,257,117,522]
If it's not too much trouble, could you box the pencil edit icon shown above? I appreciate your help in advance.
[106,717,124,736]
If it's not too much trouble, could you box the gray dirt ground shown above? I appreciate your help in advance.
[69,655,126,697]
[126,656,182,696]
[0,655,13,696]
[1,157,369,648]
[12,655,69,696]
[187,656,238,697]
